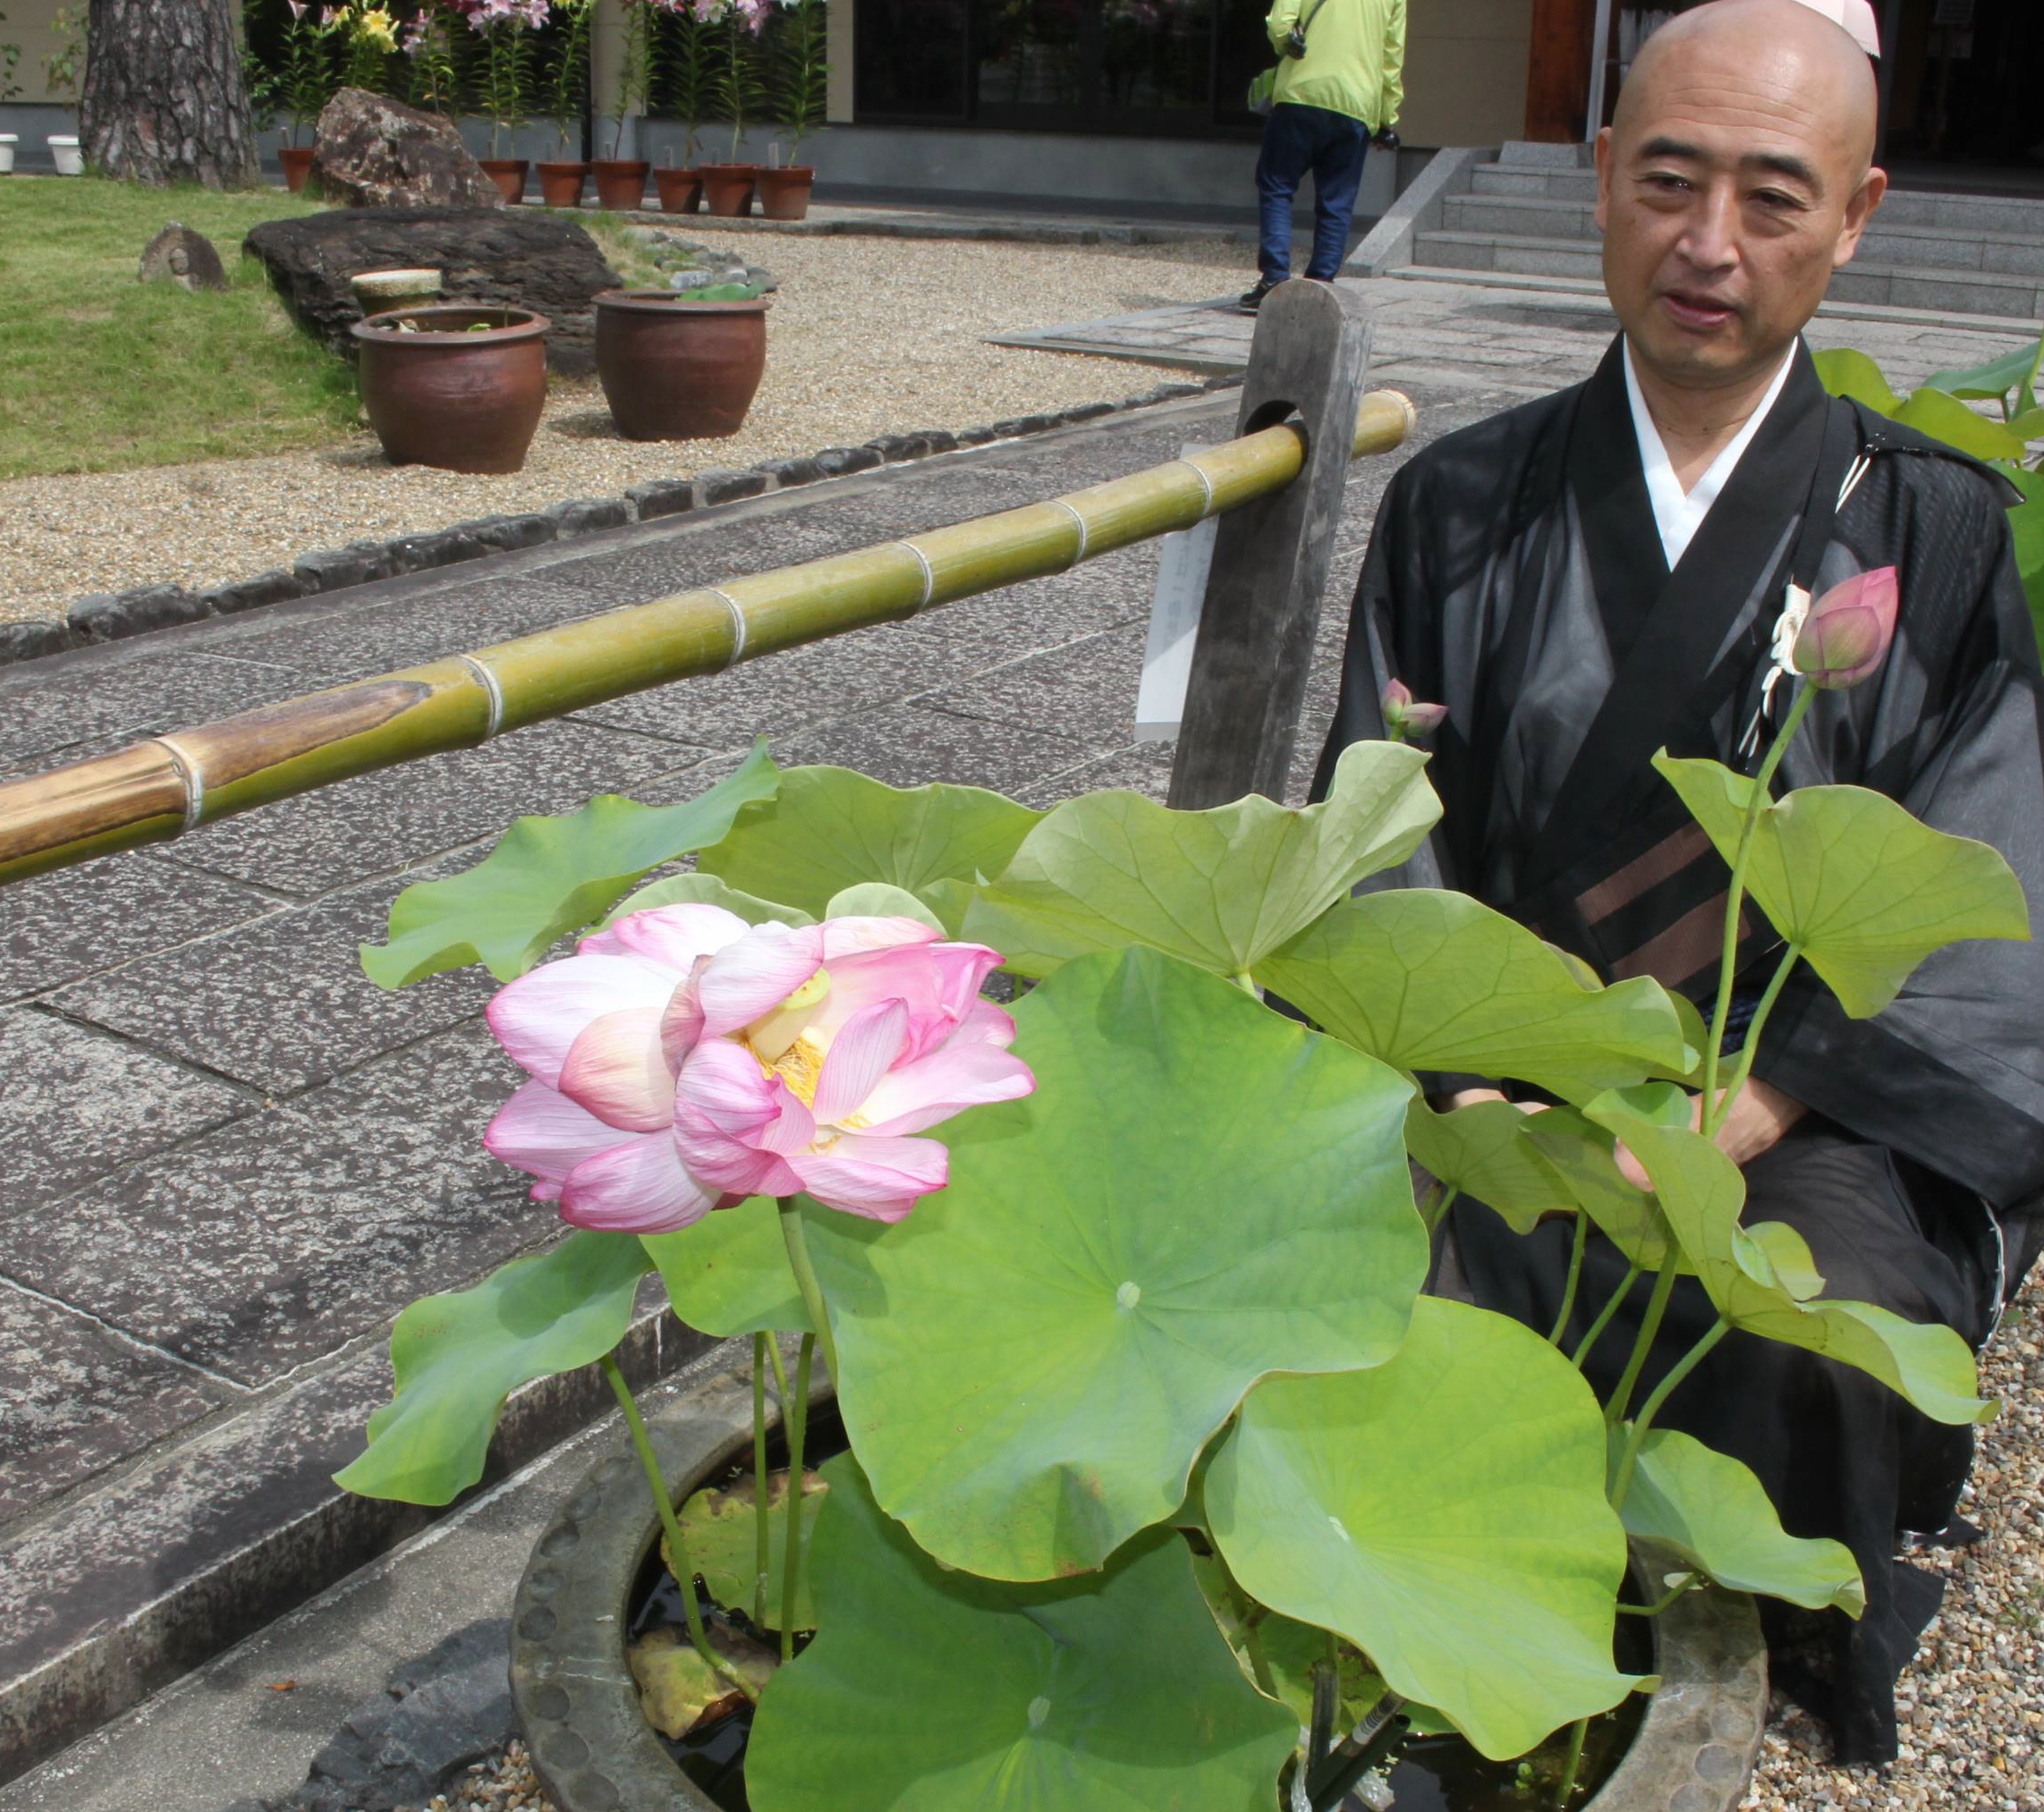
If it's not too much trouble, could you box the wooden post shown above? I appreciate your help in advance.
[1167,279,1372,810]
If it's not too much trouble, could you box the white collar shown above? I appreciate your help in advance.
[1622,339,1798,570]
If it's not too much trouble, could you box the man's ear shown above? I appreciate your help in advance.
[1834,165,1888,268]
[1593,126,1615,233]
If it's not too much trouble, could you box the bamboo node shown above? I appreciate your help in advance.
[1049,500,1090,567]
[894,542,936,612]
[1175,459,1217,518]
[455,656,506,740]
[150,734,206,834]
[704,588,750,669]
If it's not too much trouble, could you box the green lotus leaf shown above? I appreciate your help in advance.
[1206,1297,1642,1761]
[2006,465,2044,625]
[1524,1106,1693,1274]
[960,739,1439,980]
[360,742,780,986]
[1652,754,2030,1019]
[643,1196,811,1338]
[1261,889,1693,1097]
[603,869,812,929]
[1613,1427,1865,1615]
[629,1626,778,1740]
[698,764,1041,920]
[807,945,1425,1580]
[1891,385,2031,461]
[673,1468,827,1633]
[1813,346,1904,415]
[1189,1550,1387,1728]
[745,1455,1298,1812]
[1583,1097,1993,1426]
[336,1231,650,1504]
[1923,335,2042,411]
[1404,1098,1576,1233]
[823,880,946,935]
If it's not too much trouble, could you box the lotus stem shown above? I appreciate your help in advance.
[1571,1263,1641,1369]
[1616,1573,1701,1617]
[1554,1716,1589,1805]
[1306,1690,1407,1811]
[778,1333,816,1662]
[1421,1181,1459,1235]
[1709,944,1802,1138]
[1308,1655,1338,1773]
[766,1329,790,1404]
[1548,1212,1590,1346]
[1604,1259,1680,1429]
[751,1332,771,1627]
[1226,1585,1279,1697]
[1701,684,1815,1136]
[1609,1318,1730,1509]
[776,1196,840,1380]
[600,1355,752,1699]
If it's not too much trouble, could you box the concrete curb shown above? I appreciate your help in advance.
[1345,145,1496,279]
[0,378,1240,672]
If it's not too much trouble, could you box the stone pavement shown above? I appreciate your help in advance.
[1,270,2031,1797]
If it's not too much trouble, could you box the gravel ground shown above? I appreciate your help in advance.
[394,1272,2044,1811]
[0,234,1249,624]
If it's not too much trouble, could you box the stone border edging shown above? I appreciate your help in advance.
[0,377,1242,671]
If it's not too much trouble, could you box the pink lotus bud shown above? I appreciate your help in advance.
[1380,677,1448,743]
[1791,567,1899,690]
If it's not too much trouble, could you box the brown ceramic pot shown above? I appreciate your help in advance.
[593,290,769,441]
[479,157,530,204]
[653,166,703,214]
[537,160,589,207]
[279,145,316,192]
[700,163,758,217]
[351,304,551,474]
[754,165,814,221]
[591,158,651,209]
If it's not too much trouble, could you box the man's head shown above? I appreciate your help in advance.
[1595,0,1885,394]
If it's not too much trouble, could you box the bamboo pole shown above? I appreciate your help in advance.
[0,391,1415,888]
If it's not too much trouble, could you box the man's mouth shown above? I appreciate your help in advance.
[1659,290,1741,332]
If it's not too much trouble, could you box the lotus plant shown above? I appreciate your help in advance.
[1379,676,1446,742]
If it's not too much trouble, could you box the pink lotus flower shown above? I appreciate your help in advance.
[1380,677,1447,742]
[483,905,1034,1232]
[1791,566,1899,690]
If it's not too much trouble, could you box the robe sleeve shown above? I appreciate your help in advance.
[1753,490,2044,1210]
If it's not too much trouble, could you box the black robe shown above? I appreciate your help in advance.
[1315,335,2044,1763]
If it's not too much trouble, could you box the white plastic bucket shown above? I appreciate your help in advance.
[48,134,83,176]
[0,136,16,174]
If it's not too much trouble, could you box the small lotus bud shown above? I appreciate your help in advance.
[1381,678,1448,742]
[1791,567,1898,690]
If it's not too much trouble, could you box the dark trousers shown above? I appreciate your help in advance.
[1445,1117,1997,1764]
[1255,101,1370,282]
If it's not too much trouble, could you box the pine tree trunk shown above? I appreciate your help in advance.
[80,0,259,189]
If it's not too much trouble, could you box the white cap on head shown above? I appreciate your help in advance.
[1787,0,1881,56]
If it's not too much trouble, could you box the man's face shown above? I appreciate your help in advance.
[1594,39,1884,391]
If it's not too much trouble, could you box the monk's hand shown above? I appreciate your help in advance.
[1443,1087,1548,1115]
[1613,1078,1808,1188]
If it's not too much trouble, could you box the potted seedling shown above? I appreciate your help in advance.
[699,0,766,216]
[276,0,338,191]
[1,7,21,171]
[757,0,824,219]
[42,4,84,174]
[537,0,595,206]
[449,0,547,202]
[592,0,655,207]
[401,4,460,115]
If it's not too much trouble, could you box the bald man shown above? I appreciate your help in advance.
[1314,0,2044,1765]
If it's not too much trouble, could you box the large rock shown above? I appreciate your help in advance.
[243,207,623,376]
[308,86,504,210]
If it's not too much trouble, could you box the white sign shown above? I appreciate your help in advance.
[1134,444,1220,742]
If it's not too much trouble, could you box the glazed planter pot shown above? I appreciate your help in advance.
[0,135,17,174]
[654,166,703,215]
[538,159,589,207]
[510,1354,1771,1812]
[48,133,84,176]
[479,157,530,204]
[592,157,651,210]
[755,165,814,221]
[279,144,316,191]
[700,164,758,218]
[350,303,550,475]
[593,290,769,442]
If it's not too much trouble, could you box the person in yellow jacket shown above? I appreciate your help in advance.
[1243,0,1406,310]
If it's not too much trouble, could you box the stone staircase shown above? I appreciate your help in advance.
[1393,141,2044,326]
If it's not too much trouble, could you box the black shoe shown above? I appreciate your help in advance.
[1239,277,1278,313]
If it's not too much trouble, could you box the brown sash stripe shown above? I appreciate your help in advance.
[1577,823,1716,926]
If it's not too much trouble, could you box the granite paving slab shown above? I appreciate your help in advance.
[0,1288,226,1526]
[0,654,303,771]
[768,701,1096,794]
[935,625,1149,745]
[0,1009,250,1220]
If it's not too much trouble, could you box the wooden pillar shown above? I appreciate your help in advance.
[1524,0,1597,142]
[1166,280,1371,811]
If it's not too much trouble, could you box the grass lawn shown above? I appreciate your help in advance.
[0,176,360,479]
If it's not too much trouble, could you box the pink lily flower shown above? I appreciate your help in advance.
[1791,566,1899,690]
[1380,677,1448,742]
[483,905,1033,1233]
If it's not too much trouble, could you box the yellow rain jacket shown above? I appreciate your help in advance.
[1264,0,1406,130]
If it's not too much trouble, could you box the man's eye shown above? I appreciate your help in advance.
[1752,191,1799,209]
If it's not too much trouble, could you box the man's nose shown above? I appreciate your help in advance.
[1675,183,1741,274]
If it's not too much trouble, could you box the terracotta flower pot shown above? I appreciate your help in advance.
[591,158,651,210]
[537,159,589,207]
[653,166,703,215]
[700,164,758,217]
[350,304,551,475]
[279,144,316,192]
[479,157,530,204]
[754,165,815,221]
[593,289,769,442]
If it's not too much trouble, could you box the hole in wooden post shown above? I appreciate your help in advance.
[1242,398,1303,436]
